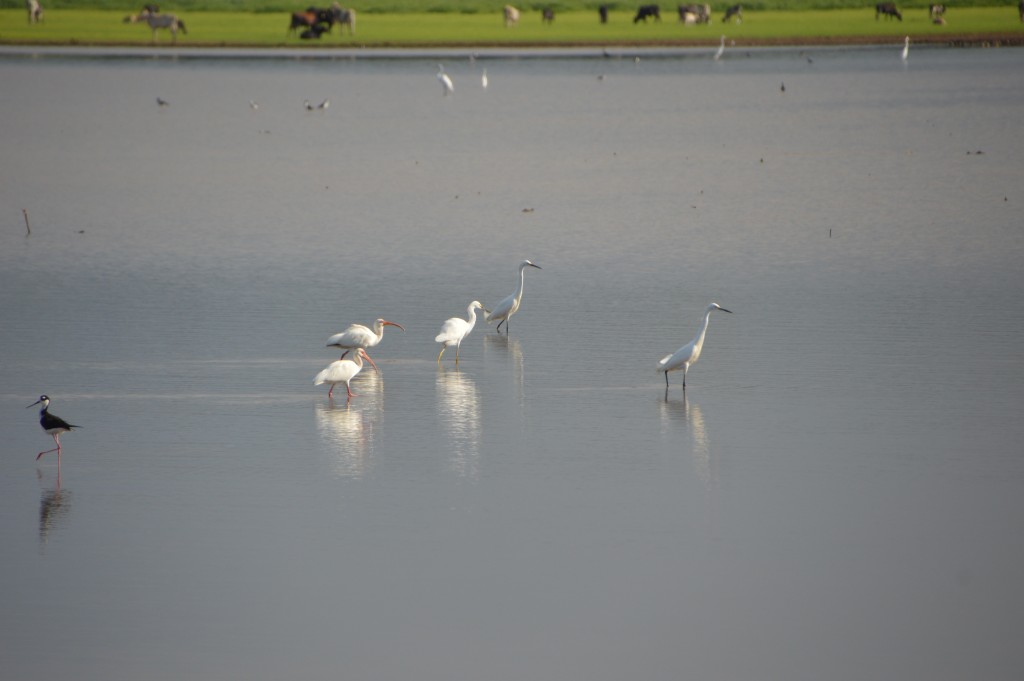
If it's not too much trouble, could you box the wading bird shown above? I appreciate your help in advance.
[657,303,732,389]
[28,395,80,463]
[315,348,370,400]
[326,318,405,370]
[901,36,910,61]
[486,260,541,334]
[714,35,726,60]
[437,301,488,364]
[482,68,489,89]
[437,64,454,96]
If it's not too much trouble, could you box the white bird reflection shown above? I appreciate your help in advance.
[436,367,482,479]
[37,470,72,547]
[484,333,525,402]
[660,392,714,489]
[314,371,383,479]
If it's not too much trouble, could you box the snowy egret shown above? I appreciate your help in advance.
[486,260,541,334]
[437,64,454,96]
[314,348,370,399]
[249,99,259,110]
[436,301,489,364]
[657,303,732,389]
[27,395,80,463]
[714,35,725,60]
[901,36,910,61]
[326,318,405,370]
[482,68,488,89]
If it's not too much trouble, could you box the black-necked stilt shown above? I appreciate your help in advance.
[317,98,330,110]
[304,99,315,111]
[27,395,80,462]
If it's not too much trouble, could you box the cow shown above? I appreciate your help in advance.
[504,5,520,27]
[634,4,661,23]
[542,8,555,23]
[328,2,356,35]
[678,3,711,24]
[288,8,331,35]
[26,0,43,24]
[875,2,902,20]
[929,4,945,23]
[723,3,742,23]
[599,4,609,22]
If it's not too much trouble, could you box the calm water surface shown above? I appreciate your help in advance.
[1,47,1023,681]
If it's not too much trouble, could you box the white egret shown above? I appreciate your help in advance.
[482,68,488,89]
[436,301,489,364]
[249,99,259,110]
[486,260,542,334]
[657,303,732,389]
[437,64,454,96]
[326,318,405,370]
[714,35,725,60]
[27,395,80,463]
[315,348,370,400]
[901,36,910,61]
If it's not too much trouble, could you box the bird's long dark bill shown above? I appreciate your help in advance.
[530,264,542,269]
[720,308,733,313]
[26,400,42,408]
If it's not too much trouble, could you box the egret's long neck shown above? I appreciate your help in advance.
[466,305,479,331]
[514,266,527,303]
[692,311,713,353]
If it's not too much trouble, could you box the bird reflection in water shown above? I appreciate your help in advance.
[484,333,525,403]
[38,470,72,547]
[314,372,382,479]
[436,367,482,479]
[660,393,714,490]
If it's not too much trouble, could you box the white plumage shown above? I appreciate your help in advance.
[436,301,488,363]
[486,260,541,334]
[657,303,732,389]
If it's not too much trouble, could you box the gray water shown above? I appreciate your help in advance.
[2,46,1023,681]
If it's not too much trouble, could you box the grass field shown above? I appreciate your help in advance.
[1,7,1022,47]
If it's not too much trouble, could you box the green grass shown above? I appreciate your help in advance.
[1,7,1022,46]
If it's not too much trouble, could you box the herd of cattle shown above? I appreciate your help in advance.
[21,0,1024,34]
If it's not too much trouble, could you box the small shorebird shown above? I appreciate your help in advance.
[28,395,80,463]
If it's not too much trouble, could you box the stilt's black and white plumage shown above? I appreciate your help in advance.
[28,395,80,462]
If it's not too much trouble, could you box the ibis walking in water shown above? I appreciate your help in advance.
[486,260,541,334]
[28,395,80,463]
[326,318,405,370]
[315,348,370,400]
[436,301,488,364]
[657,303,732,389]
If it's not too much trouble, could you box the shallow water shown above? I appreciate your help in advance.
[2,47,1023,681]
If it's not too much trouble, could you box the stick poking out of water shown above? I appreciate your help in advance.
[22,209,31,236]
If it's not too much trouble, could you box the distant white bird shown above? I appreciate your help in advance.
[318,98,330,110]
[486,260,541,334]
[27,395,80,463]
[901,35,910,61]
[437,64,454,96]
[657,303,733,389]
[249,99,259,110]
[326,318,405,370]
[156,97,170,107]
[481,68,488,89]
[436,301,488,364]
[714,35,725,60]
[315,348,370,400]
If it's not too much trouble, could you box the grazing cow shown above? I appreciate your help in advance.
[723,3,742,23]
[599,4,609,22]
[634,4,661,23]
[504,5,520,27]
[875,2,902,20]
[328,2,356,34]
[678,3,710,24]
[542,8,555,23]
[124,8,187,43]
[26,0,43,24]
[288,8,332,35]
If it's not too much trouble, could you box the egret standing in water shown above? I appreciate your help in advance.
[326,318,405,370]
[657,303,732,389]
[486,260,541,334]
[437,64,454,96]
[714,35,726,60]
[481,68,489,89]
[315,348,370,400]
[28,395,80,463]
[436,301,489,364]
[901,36,910,61]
